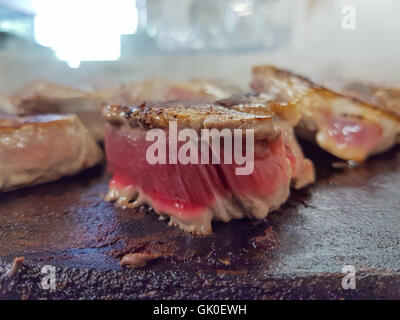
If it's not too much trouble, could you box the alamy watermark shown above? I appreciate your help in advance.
[342,5,356,30]
[341,265,356,290]
[145,121,255,176]
[40,265,56,290]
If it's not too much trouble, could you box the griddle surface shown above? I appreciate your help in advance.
[0,142,399,299]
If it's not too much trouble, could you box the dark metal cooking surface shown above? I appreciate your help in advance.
[0,142,399,299]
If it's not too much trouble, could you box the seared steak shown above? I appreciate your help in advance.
[103,98,313,235]
[16,80,242,141]
[18,95,108,142]
[96,79,242,102]
[0,114,102,191]
[217,93,315,189]
[251,65,400,162]
[321,80,400,119]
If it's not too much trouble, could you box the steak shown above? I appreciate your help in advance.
[0,114,102,191]
[217,93,315,188]
[96,79,242,102]
[320,80,400,119]
[103,98,314,235]
[16,80,242,141]
[251,65,400,162]
[14,80,88,100]
[18,95,108,142]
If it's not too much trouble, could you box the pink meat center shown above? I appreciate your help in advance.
[105,126,291,219]
[324,114,382,152]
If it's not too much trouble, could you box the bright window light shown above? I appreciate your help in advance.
[33,0,138,68]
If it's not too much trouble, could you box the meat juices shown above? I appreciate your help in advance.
[0,114,102,191]
[103,98,314,235]
[251,65,400,162]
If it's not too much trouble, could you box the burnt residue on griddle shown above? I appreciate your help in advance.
[120,252,162,268]
[5,257,25,278]
[250,226,280,250]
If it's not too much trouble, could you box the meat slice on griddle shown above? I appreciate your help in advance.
[320,80,400,119]
[0,114,102,191]
[9,81,106,141]
[217,93,315,189]
[103,98,313,235]
[95,79,242,103]
[15,79,242,141]
[251,65,400,162]
[13,80,88,100]
[18,95,109,142]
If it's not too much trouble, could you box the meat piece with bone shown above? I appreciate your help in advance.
[103,97,314,235]
[0,114,102,192]
[251,65,400,162]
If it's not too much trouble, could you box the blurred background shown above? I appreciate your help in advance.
[0,0,399,92]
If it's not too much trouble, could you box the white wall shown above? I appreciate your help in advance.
[1,0,400,93]
[286,0,400,83]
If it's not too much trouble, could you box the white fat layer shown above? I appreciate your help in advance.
[298,94,400,161]
[105,179,290,235]
[276,120,315,188]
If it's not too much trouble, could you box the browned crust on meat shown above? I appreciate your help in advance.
[252,65,400,122]
[336,82,400,118]
[14,80,87,100]
[0,114,77,131]
[95,78,242,102]
[102,100,279,141]
[0,114,103,192]
[216,92,300,126]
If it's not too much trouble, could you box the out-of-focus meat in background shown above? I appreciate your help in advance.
[0,0,399,93]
